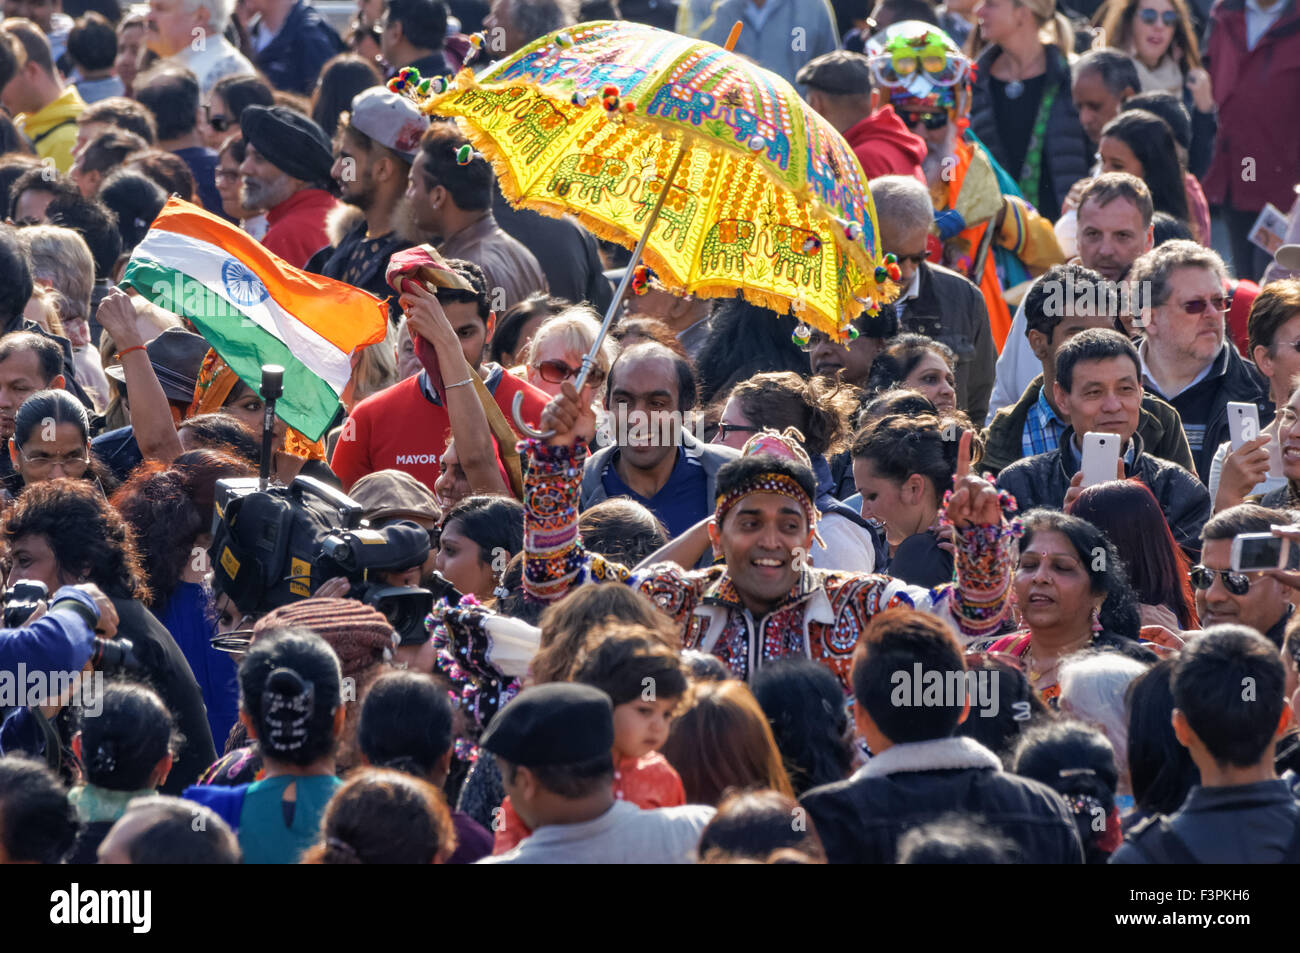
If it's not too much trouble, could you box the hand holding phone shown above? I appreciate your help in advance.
[1227,402,1261,451]
[1080,432,1122,489]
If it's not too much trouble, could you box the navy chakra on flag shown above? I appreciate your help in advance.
[221,259,270,308]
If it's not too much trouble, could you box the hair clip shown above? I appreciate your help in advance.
[455,144,482,165]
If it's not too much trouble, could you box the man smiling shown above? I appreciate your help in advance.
[997,328,1210,556]
[524,386,1015,692]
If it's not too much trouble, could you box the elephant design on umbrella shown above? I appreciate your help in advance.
[457,85,527,118]
[763,224,823,289]
[632,175,697,250]
[700,218,756,273]
[548,154,630,202]
[646,83,716,125]
[504,98,570,163]
[730,108,791,170]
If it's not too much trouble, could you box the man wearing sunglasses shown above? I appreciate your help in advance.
[1131,239,1271,483]
[871,174,996,424]
[795,50,927,182]
[1193,505,1293,648]
[865,21,1063,356]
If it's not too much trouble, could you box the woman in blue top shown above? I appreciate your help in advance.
[184,630,345,864]
[113,449,255,751]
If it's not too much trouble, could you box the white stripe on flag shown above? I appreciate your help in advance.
[132,230,353,393]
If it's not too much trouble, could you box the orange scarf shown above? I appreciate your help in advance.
[188,349,326,461]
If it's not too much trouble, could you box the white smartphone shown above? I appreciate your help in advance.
[1080,431,1121,488]
[1227,401,1261,450]
[1231,532,1291,572]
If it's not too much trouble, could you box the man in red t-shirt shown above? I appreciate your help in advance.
[330,257,549,494]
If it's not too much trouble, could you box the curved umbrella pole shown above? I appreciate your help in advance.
[513,20,744,440]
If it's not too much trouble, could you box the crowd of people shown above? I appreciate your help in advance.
[0,0,1297,867]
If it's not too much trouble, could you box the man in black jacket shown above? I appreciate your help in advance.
[997,328,1210,556]
[1131,240,1271,482]
[1113,625,1300,863]
[871,175,996,424]
[982,262,1194,475]
[800,608,1083,864]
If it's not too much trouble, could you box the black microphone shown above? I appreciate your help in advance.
[258,364,284,490]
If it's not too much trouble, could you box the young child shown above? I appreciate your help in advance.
[491,625,690,853]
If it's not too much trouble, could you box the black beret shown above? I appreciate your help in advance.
[480,683,614,766]
[239,105,334,186]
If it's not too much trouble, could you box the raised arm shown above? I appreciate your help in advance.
[96,288,185,464]
[402,285,508,497]
[522,380,635,602]
[936,431,1018,640]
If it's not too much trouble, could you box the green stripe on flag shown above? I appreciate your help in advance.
[123,258,342,442]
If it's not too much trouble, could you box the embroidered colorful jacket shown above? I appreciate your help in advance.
[522,440,1016,693]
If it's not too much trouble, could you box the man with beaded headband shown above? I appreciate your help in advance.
[519,382,1019,694]
[866,21,1062,351]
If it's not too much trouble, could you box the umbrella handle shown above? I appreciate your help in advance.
[512,389,554,439]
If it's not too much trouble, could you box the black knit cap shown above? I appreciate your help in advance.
[239,105,334,186]
[480,683,614,766]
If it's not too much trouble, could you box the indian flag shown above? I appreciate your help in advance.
[121,197,389,441]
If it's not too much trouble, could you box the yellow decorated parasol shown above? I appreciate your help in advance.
[390,19,900,434]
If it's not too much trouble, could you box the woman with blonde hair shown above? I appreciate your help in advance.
[661,679,795,806]
[522,307,617,399]
[969,0,1092,216]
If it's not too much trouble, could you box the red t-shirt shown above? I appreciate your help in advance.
[262,188,338,268]
[330,370,549,492]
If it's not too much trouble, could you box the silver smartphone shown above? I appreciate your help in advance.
[1230,532,1291,572]
[1080,431,1121,488]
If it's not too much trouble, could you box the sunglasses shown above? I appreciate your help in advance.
[1190,565,1252,595]
[534,359,606,388]
[1177,295,1231,315]
[716,422,761,440]
[1137,8,1179,26]
[204,105,232,132]
[901,110,949,130]
[889,251,929,267]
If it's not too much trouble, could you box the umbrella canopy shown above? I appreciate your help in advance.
[398,20,899,338]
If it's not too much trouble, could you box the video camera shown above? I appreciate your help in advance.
[206,363,449,650]
[2,581,142,674]
[209,475,439,647]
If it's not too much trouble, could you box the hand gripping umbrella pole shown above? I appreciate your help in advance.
[512,20,744,441]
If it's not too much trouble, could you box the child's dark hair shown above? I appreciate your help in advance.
[572,625,689,707]
[301,768,457,864]
[237,629,342,766]
[1012,720,1118,863]
[357,670,453,778]
[0,757,78,864]
[750,658,852,797]
[77,681,178,790]
[1173,625,1287,768]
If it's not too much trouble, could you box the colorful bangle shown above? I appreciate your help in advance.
[117,344,147,359]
